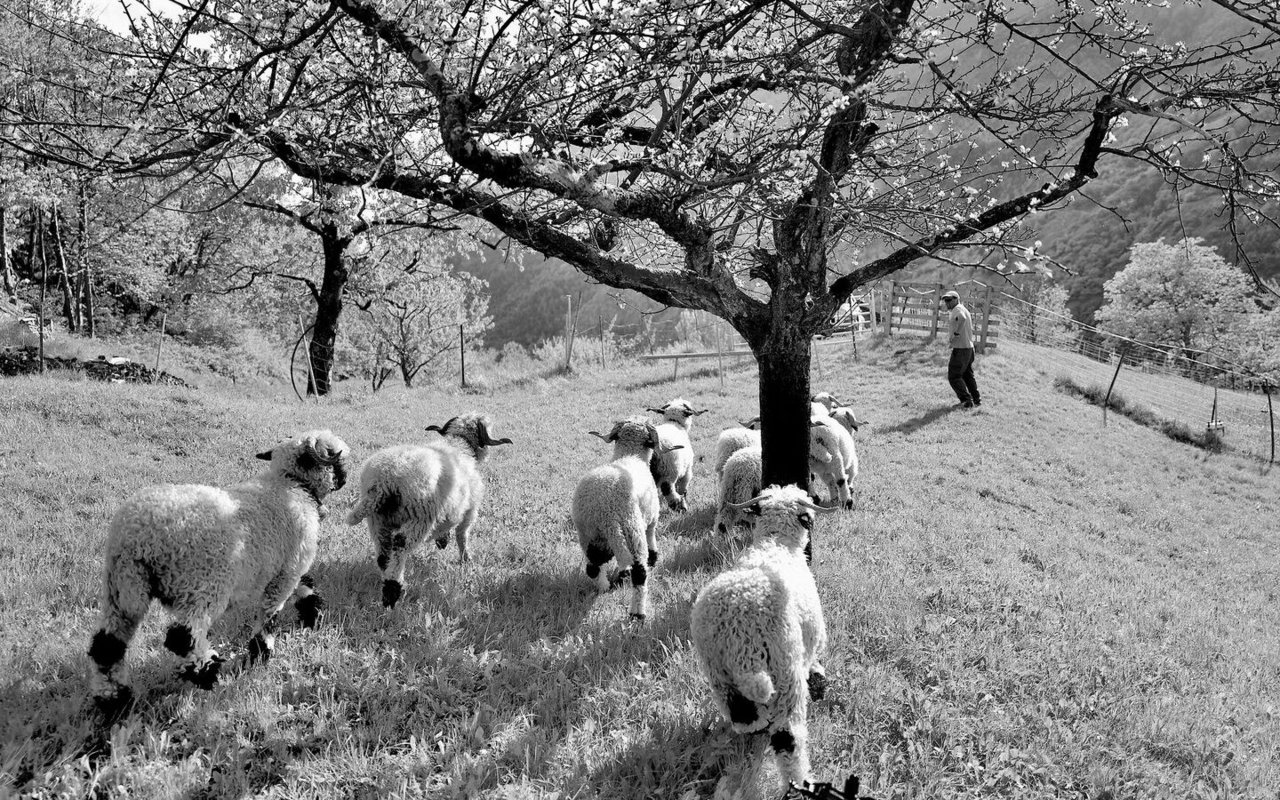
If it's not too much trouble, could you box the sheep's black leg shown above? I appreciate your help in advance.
[89,628,135,719]
[246,611,280,667]
[379,531,408,608]
[585,540,612,594]
[725,687,758,725]
[294,574,323,629]
[807,670,828,702]
[628,561,648,620]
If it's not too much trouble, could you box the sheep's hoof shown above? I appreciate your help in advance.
[610,569,631,589]
[647,549,659,568]
[381,580,403,608]
[434,537,449,550]
[180,655,224,690]
[296,594,324,629]
[246,634,273,667]
[92,687,134,725]
[807,671,828,702]
[843,500,854,510]
[628,612,646,621]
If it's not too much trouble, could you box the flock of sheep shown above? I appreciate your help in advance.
[85,394,864,794]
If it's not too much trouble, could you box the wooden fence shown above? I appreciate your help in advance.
[886,281,999,352]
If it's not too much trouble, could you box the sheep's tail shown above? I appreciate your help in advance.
[721,670,774,728]
[732,669,775,705]
[344,493,370,526]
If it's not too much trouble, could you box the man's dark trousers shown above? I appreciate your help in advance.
[948,347,980,405]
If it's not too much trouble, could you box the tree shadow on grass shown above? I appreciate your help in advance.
[662,530,744,577]
[876,404,959,436]
[626,365,722,391]
[586,715,768,799]
[458,568,597,653]
[661,504,717,539]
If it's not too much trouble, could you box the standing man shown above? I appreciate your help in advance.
[941,290,981,408]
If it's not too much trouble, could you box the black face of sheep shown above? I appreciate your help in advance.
[426,415,514,461]
[257,435,350,494]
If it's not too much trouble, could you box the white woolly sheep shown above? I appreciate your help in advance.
[714,445,762,535]
[828,405,863,437]
[691,485,833,793]
[573,416,680,620]
[809,414,857,511]
[811,391,840,411]
[712,417,761,479]
[646,397,708,512]
[88,430,350,714]
[345,413,512,608]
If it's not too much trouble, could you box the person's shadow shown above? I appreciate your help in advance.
[876,404,961,436]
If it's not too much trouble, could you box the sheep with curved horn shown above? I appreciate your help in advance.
[345,413,512,608]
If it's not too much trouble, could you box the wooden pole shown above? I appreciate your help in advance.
[599,314,606,369]
[36,209,47,374]
[716,322,725,391]
[297,313,316,398]
[1266,383,1275,464]
[563,294,573,369]
[930,283,944,338]
[1102,346,1127,426]
[459,323,466,388]
[154,311,167,376]
[979,284,994,354]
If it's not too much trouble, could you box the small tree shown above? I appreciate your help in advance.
[350,251,491,388]
[1096,238,1254,355]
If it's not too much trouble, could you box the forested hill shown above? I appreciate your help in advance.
[453,247,678,348]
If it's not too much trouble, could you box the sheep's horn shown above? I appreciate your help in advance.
[725,496,763,511]
[796,496,837,513]
[255,449,273,461]
[645,406,666,414]
[425,424,444,433]
[810,419,825,427]
[740,417,760,428]
[693,408,710,416]
[659,443,685,453]
[477,418,513,446]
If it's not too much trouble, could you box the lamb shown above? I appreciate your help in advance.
[645,397,708,512]
[572,416,680,620]
[712,417,761,479]
[88,430,350,714]
[828,405,863,437]
[691,485,833,794]
[809,414,857,511]
[714,445,762,535]
[345,413,512,608]
[811,391,840,413]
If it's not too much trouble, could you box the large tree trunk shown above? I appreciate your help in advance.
[307,223,350,396]
[1,207,14,302]
[754,323,814,490]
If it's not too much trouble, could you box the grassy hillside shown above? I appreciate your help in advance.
[1,336,1277,799]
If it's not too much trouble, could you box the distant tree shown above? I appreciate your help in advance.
[347,244,491,389]
[1096,238,1254,355]
[1222,307,1280,381]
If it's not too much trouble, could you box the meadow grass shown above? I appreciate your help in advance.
[1,335,1277,799]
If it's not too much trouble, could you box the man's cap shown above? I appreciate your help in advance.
[941,290,959,301]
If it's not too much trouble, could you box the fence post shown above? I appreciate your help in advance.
[1266,382,1275,464]
[459,323,466,388]
[1102,345,1127,426]
[929,283,943,338]
[154,311,167,376]
[599,314,605,370]
[978,284,993,354]
[869,287,879,337]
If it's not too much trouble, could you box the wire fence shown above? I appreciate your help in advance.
[994,291,1276,463]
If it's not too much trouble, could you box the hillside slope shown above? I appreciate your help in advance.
[1,336,1276,798]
